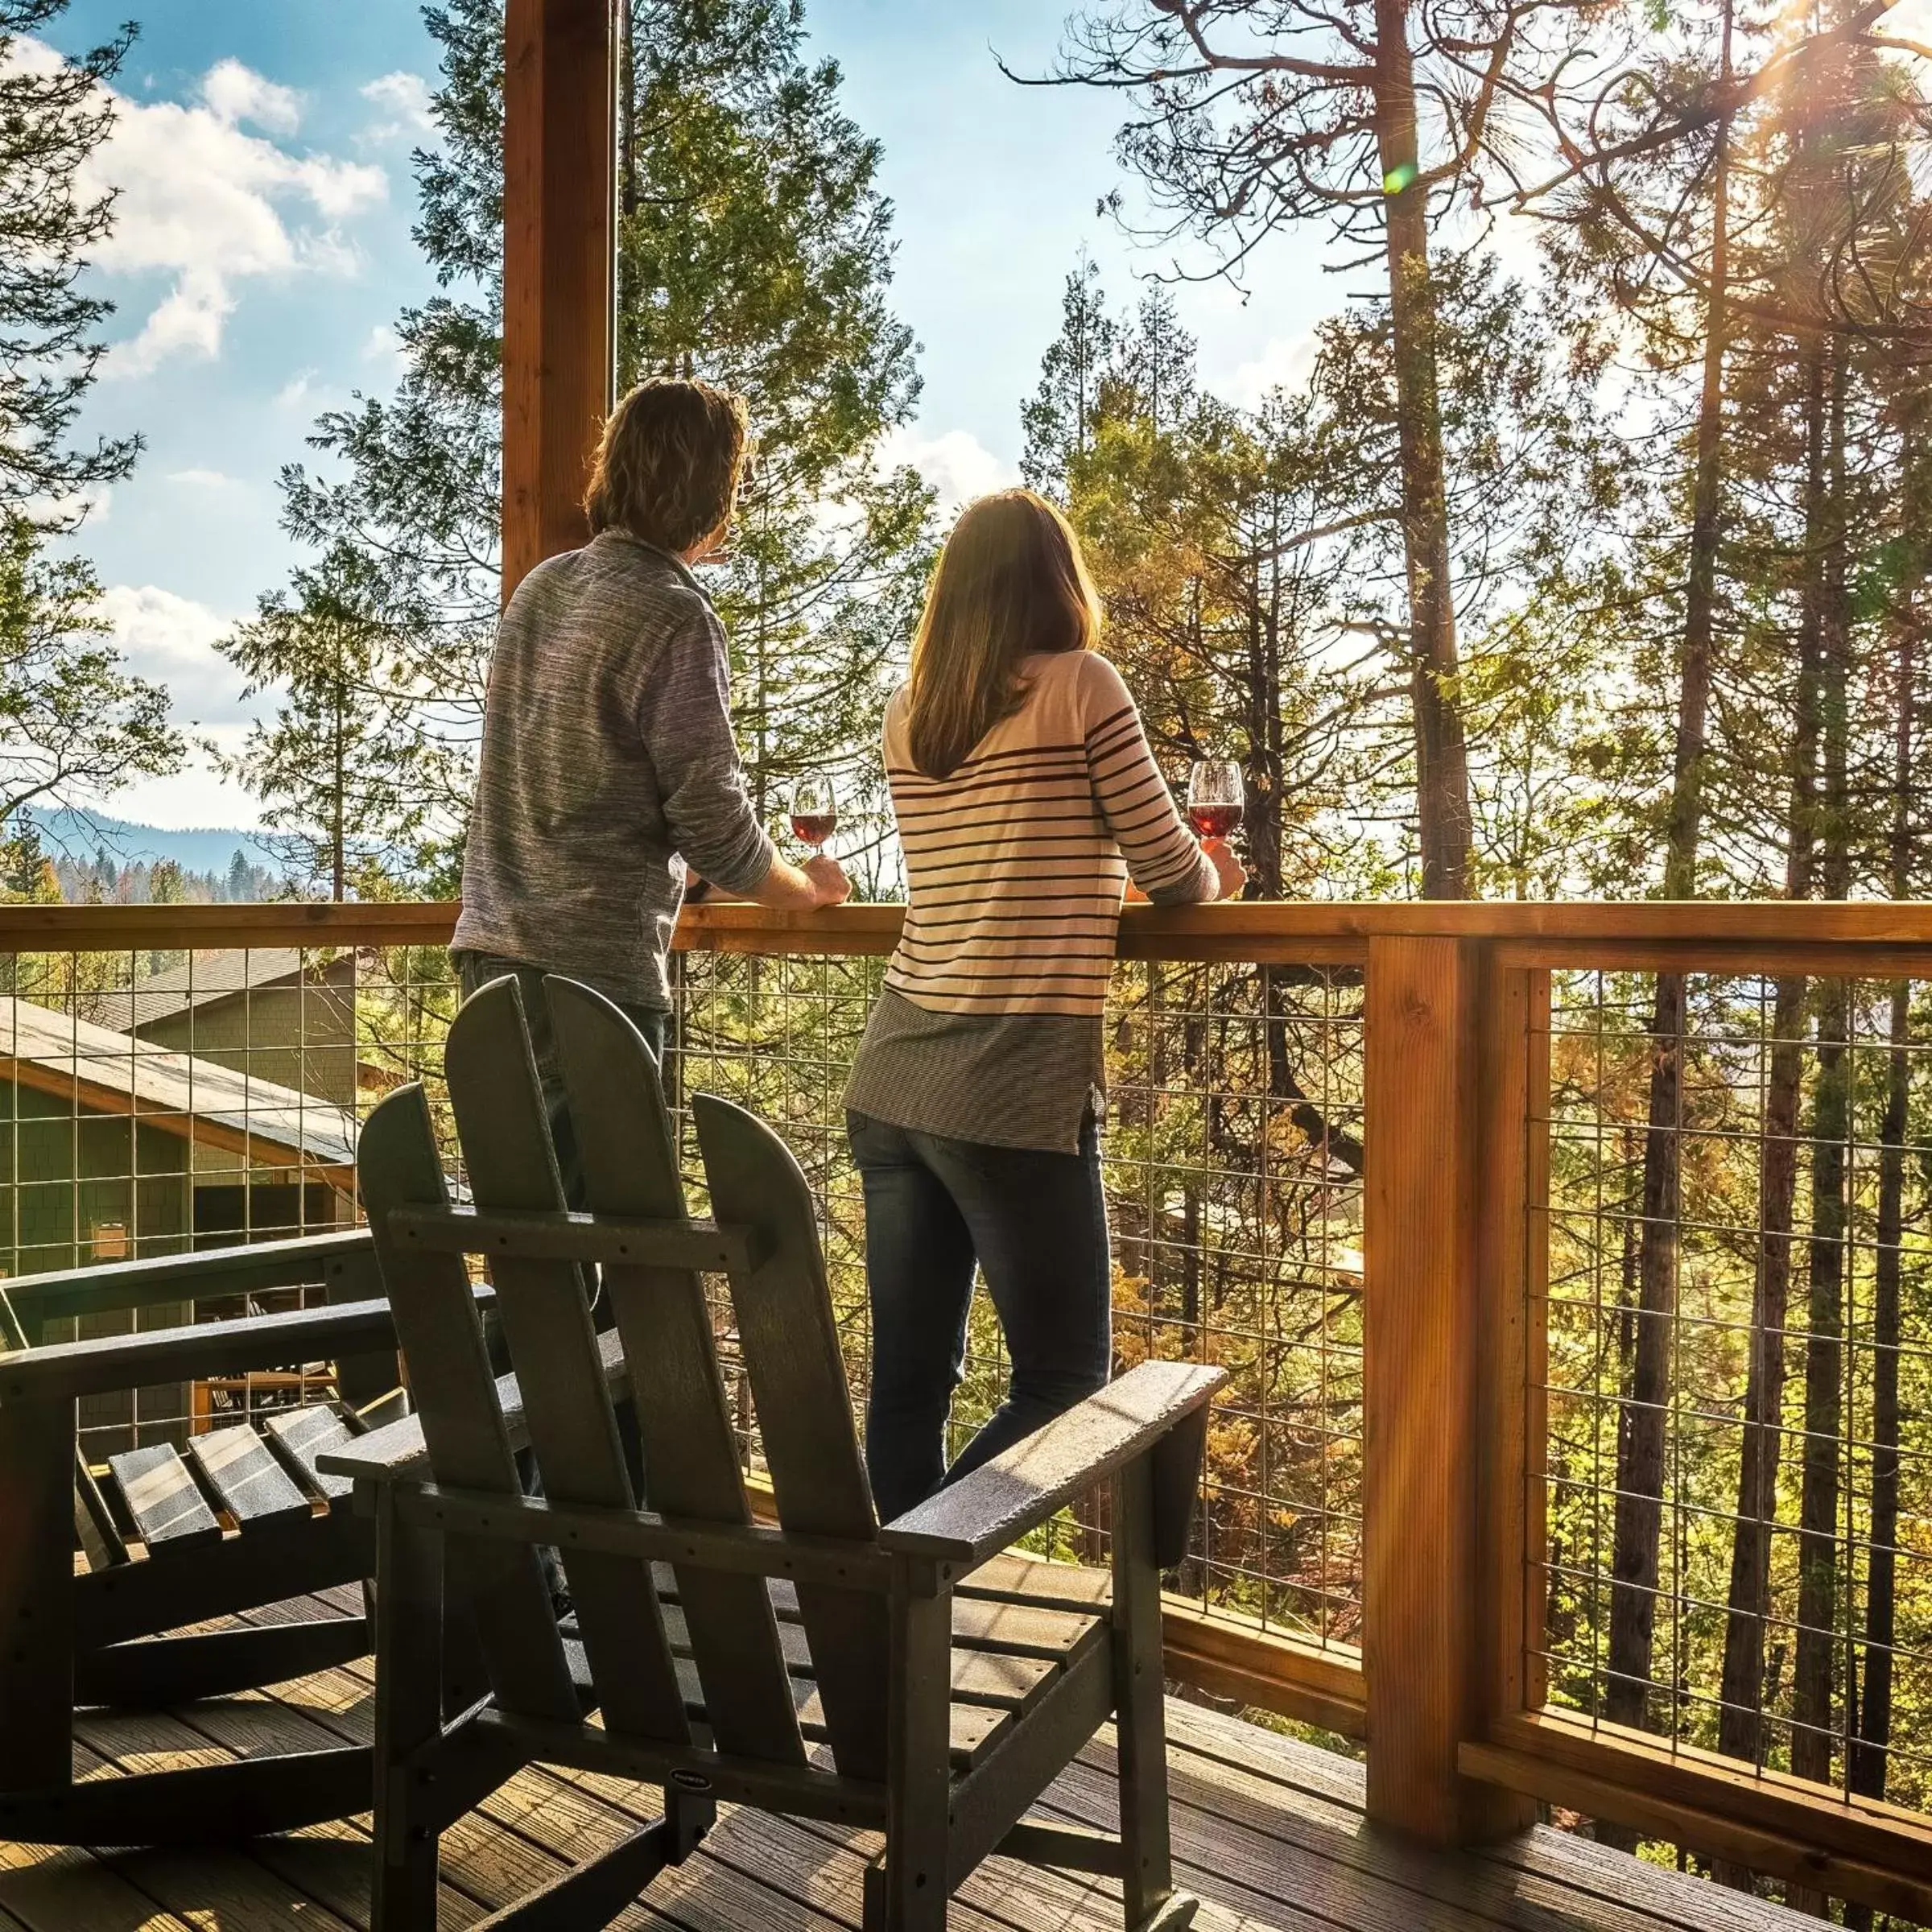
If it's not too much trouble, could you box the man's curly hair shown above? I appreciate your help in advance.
[584,376,751,555]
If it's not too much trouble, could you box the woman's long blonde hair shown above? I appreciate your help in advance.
[904,489,1103,778]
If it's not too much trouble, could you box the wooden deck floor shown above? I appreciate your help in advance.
[2,1591,1811,1932]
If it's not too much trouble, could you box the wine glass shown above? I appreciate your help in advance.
[1187,760,1245,841]
[788,773,838,850]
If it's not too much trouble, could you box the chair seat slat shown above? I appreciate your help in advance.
[188,1424,312,1525]
[107,1443,221,1550]
[650,1561,1107,1666]
[264,1405,357,1504]
[656,1600,1059,1717]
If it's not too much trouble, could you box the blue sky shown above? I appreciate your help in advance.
[38,0,1338,830]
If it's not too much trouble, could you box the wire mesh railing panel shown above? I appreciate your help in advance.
[1537,968,1932,1822]
[667,946,1366,1648]
[4,925,1363,1645]
[1,939,458,1459]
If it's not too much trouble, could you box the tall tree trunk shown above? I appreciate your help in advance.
[1715,269,1828,1848]
[331,630,347,902]
[1852,977,1907,1805]
[1605,21,1736,1750]
[1851,434,1916,1807]
[619,1,638,219]
[1605,972,1684,1740]
[1245,544,1285,902]
[1373,0,1471,900]
[1791,341,1852,1823]
[1715,974,1807,1767]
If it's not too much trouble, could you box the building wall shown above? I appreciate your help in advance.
[0,1083,192,1278]
[138,958,358,1107]
[0,1085,198,1452]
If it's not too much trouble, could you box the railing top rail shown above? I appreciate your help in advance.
[12,896,1932,964]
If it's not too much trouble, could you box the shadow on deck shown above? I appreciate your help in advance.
[0,1588,1812,1932]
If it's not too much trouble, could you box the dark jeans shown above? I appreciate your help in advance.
[452,951,667,1571]
[849,1108,1112,1524]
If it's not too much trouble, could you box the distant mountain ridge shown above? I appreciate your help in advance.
[22,807,282,880]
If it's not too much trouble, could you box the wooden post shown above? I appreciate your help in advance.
[0,1395,78,1795]
[1363,935,1525,1843]
[502,0,619,605]
[1474,957,1546,1827]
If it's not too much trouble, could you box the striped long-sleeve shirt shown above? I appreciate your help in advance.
[844,649,1220,1151]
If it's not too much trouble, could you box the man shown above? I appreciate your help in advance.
[454,376,849,1190]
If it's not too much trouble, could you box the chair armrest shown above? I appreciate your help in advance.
[319,1325,629,1487]
[876,1360,1227,1570]
[0,1229,379,1334]
[0,1287,489,1406]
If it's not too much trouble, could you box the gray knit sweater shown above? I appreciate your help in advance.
[453,530,776,1008]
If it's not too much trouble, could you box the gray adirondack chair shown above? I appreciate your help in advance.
[323,973,1224,1932]
[0,1234,462,1847]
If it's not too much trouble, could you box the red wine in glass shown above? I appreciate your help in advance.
[789,774,836,850]
[1189,801,1244,840]
[1187,761,1244,842]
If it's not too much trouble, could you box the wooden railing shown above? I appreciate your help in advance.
[6,897,1932,1917]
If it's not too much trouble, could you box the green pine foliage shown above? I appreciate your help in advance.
[254,0,936,893]
[0,2,179,842]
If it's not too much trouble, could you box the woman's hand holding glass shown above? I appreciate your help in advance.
[1188,760,1248,900]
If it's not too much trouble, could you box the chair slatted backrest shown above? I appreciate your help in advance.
[444,980,692,1747]
[548,980,806,1767]
[693,1091,890,1781]
[357,1084,577,1721]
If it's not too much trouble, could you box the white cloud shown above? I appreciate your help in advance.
[361,71,436,142]
[878,427,1019,515]
[97,584,252,728]
[164,467,244,489]
[1225,332,1319,410]
[115,270,235,376]
[201,57,301,135]
[273,370,325,411]
[105,739,264,832]
[0,40,394,377]
[361,322,406,369]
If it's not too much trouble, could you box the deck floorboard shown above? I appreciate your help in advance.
[0,1591,1821,1932]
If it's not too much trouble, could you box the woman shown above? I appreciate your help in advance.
[846,489,1242,1521]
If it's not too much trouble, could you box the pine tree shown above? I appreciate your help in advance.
[1039,0,1603,895]
[0,522,181,823]
[218,544,431,898]
[0,2,139,522]
[262,0,935,890]
[0,5,178,823]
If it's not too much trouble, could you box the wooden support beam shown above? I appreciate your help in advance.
[1463,1722,1932,1927]
[1362,935,1512,1844]
[0,1393,76,1795]
[1471,956,1546,1834]
[502,0,618,603]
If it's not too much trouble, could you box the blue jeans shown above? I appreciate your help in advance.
[848,1109,1113,1524]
